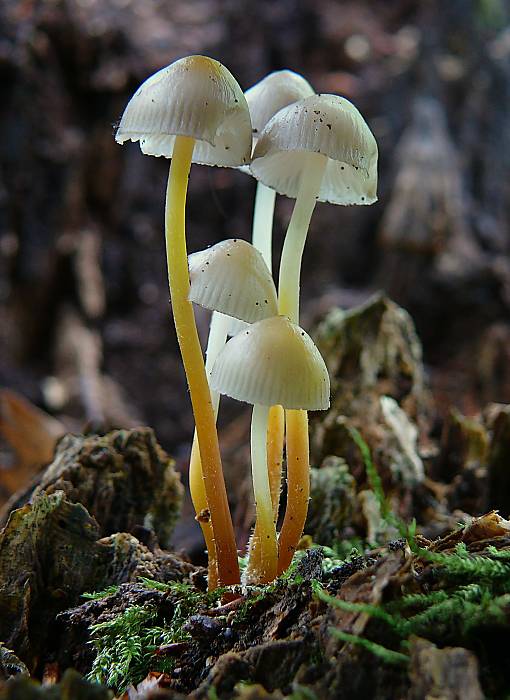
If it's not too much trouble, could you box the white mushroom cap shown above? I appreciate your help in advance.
[210,316,330,410]
[115,55,252,167]
[245,70,314,137]
[188,239,278,323]
[251,94,378,205]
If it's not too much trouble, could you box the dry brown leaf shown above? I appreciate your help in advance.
[0,389,65,497]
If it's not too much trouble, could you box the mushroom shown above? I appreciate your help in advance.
[210,315,330,583]
[188,239,278,322]
[251,93,378,322]
[245,70,315,270]
[250,93,378,571]
[188,238,278,587]
[243,71,316,557]
[115,55,252,588]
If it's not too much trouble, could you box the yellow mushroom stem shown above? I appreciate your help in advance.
[277,408,310,574]
[277,153,326,574]
[267,404,285,518]
[245,403,285,580]
[188,440,217,589]
[165,135,239,587]
[189,311,232,591]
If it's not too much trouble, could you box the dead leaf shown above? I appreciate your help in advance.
[0,389,65,499]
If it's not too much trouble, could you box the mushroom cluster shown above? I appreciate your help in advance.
[116,57,378,590]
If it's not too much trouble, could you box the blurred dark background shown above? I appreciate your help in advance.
[1,0,510,490]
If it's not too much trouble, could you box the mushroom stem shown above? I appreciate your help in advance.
[252,182,276,273]
[165,135,239,587]
[249,403,278,583]
[277,152,327,322]
[249,181,283,578]
[277,153,325,575]
[267,404,285,517]
[245,402,284,582]
[252,184,284,519]
[189,311,231,590]
[277,408,310,574]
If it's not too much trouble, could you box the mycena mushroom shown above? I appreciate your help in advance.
[251,93,378,572]
[188,238,278,587]
[252,93,378,322]
[210,315,330,584]
[245,70,314,270]
[243,70,315,545]
[115,55,252,588]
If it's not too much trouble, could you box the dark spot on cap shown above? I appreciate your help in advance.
[327,124,332,130]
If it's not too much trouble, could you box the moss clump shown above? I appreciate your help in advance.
[86,579,223,693]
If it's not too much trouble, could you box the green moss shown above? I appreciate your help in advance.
[82,586,120,601]
[329,629,409,666]
[314,541,510,669]
[86,579,224,693]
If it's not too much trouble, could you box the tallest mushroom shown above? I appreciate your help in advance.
[251,94,378,572]
[115,55,252,587]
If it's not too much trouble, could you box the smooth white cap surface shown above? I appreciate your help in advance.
[251,94,378,204]
[188,239,278,323]
[210,315,330,410]
[245,70,314,136]
[116,55,252,167]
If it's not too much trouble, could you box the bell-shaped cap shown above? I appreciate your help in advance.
[251,94,378,205]
[115,55,252,167]
[245,70,314,136]
[188,239,278,323]
[210,316,330,410]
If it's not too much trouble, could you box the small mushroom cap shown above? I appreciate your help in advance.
[115,55,252,167]
[210,316,330,410]
[188,239,278,323]
[245,70,315,136]
[251,94,378,205]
